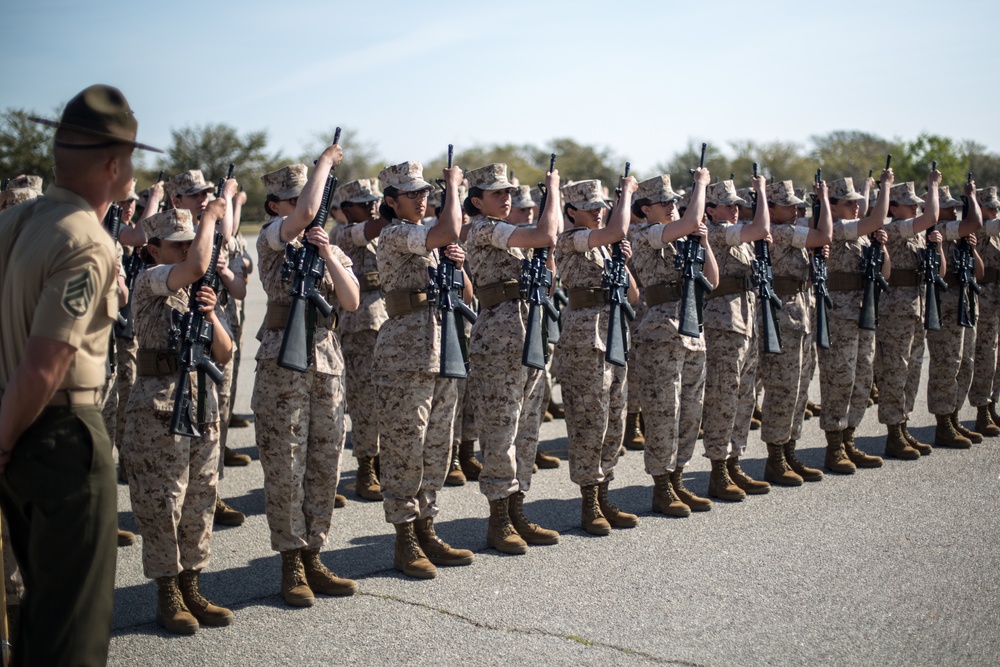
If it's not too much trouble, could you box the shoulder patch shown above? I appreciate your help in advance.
[62,270,95,318]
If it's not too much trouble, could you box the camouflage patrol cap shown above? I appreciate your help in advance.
[141,208,196,242]
[635,175,681,205]
[137,187,151,209]
[123,178,139,202]
[427,188,442,209]
[336,178,381,205]
[379,161,434,194]
[766,180,805,207]
[868,187,878,208]
[736,188,754,209]
[889,182,924,206]
[0,187,40,210]
[828,177,864,202]
[466,163,517,192]
[976,186,1000,210]
[561,180,609,210]
[529,187,542,206]
[793,187,811,209]
[933,185,961,209]
[168,170,216,198]
[511,185,535,209]
[8,175,43,194]
[261,164,308,200]
[706,180,748,207]
[457,182,469,203]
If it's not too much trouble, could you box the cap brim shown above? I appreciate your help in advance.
[479,180,518,192]
[342,194,380,204]
[31,116,165,153]
[770,196,806,206]
[393,179,434,193]
[271,185,305,200]
[576,199,610,211]
[177,184,217,197]
[159,230,196,242]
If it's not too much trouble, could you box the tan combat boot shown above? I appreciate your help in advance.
[990,402,1000,428]
[708,459,746,502]
[934,414,972,449]
[509,492,560,545]
[885,423,920,460]
[901,422,932,455]
[727,457,771,494]
[178,570,234,627]
[597,481,639,527]
[651,474,691,517]
[415,517,475,566]
[155,575,199,635]
[824,430,857,474]
[223,446,251,467]
[301,548,358,596]
[214,498,245,527]
[355,456,383,501]
[118,528,136,547]
[842,427,883,468]
[458,440,482,480]
[764,444,803,486]
[782,441,823,482]
[669,467,713,511]
[280,549,315,607]
[976,405,1000,437]
[548,399,565,419]
[393,522,437,579]
[534,449,561,469]
[951,412,983,444]
[445,447,466,486]
[580,485,612,535]
[335,494,347,508]
[807,401,822,416]
[486,498,528,554]
[750,402,762,430]
[624,412,645,451]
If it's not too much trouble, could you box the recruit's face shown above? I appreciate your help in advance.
[175,190,211,217]
[474,189,512,219]
[507,206,534,225]
[769,204,797,223]
[387,189,428,223]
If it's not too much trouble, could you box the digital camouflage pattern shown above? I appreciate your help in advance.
[635,175,681,204]
[167,170,215,198]
[704,221,755,335]
[561,180,609,211]
[970,219,1000,408]
[140,208,195,242]
[889,182,924,206]
[465,163,516,191]
[702,326,757,460]
[706,180,748,207]
[260,164,308,200]
[378,161,434,193]
[828,177,864,202]
[765,180,806,207]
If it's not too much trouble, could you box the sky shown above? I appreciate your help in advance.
[3,0,999,174]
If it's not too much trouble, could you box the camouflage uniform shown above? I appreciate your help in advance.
[630,220,706,474]
[970,212,1000,409]
[374,220,457,523]
[466,216,546,499]
[122,263,222,578]
[217,237,247,450]
[252,217,353,552]
[555,228,626,485]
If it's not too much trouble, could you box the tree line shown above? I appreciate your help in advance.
[4,106,999,222]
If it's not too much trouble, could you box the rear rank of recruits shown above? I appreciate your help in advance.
[2,85,999,652]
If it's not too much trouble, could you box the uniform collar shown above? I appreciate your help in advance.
[43,184,98,217]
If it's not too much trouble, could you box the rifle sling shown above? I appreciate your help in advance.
[772,277,807,296]
[384,290,431,318]
[261,302,337,331]
[567,287,609,310]
[705,275,752,299]
[826,272,866,292]
[357,271,382,292]
[888,270,921,287]
[645,282,683,306]
[137,349,180,376]
[477,280,522,310]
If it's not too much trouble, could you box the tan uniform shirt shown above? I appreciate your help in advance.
[827,218,871,320]
[330,221,388,334]
[555,227,610,352]
[769,222,813,334]
[705,221,755,335]
[883,217,926,320]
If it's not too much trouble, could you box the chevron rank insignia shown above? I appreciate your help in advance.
[62,270,95,318]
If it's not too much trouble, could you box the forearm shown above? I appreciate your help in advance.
[218,268,247,300]
[327,259,360,312]
[209,316,233,365]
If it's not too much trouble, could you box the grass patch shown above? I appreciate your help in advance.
[565,634,593,646]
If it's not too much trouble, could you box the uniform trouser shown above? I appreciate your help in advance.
[376,372,457,524]
[542,344,559,408]
[702,327,757,460]
[969,286,1000,407]
[818,314,875,432]
[451,372,477,449]
[115,334,137,448]
[0,406,116,667]
[876,308,925,425]
[229,322,243,419]
[100,365,118,450]
[341,329,380,459]
[760,327,813,444]
[253,360,345,552]
[626,340,641,414]
[637,338,705,476]
[122,411,219,578]
[926,293,976,415]
[472,351,545,500]
[217,351,235,455]
[560,346,627,486]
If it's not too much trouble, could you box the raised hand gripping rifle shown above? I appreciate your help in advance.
[603,162,636,366]
[429,145,477,378]
[675,142,713,337]
[278,132,340,372]
[921,160,948,331]
[955,171,982,327]
[520,153,560,369]
[810,169,833,349]
[749,162,783,353]
[859,159,891,330]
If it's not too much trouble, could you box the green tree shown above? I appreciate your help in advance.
[808,130,898,182]
[899,133,966,190]
[0,108,55,185]
[657,140,730,188]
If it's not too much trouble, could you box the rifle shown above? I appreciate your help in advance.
[749,162,783,353]
[955,171,982,327]
[603,162,636,366]
[521,153,560,369]
[428,144,477,378]
[1,178,8,191]
[210,164,235,296]
[547,286,568,344]
[859,156,892,330]
[675,142,713,337]
[921,160,948,331]
[811,168,832,349]
[167,227,226,438]
[278,131,340,372]
[102,203,126,378]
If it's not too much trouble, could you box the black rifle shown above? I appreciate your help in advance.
[167,228,226,438]
[675,142,713,337]
[749,162,783,353]
[102,203,126,378]
[278,132,340,372]
[429,145,477,378]
[210,164,234,296]
[921,161,947,331]
[811,168,832,349]
[1,178,9,191]
[859,157,892,330]
[521,153,560,369]
[603,162,636,366]
[546,286,567,344]
[955,171,982,327]
[156,170,167,212]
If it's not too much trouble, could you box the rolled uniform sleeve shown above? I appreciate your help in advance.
[984,219,1000,236]
[263,216,286,251]
[834,220,860,242]
[491,220,518,249]
[571,229,593,253]
[145,264,175,296]
[31,244,116,350]
[349,222,368,248]
[790,225,810,248]
[646,224,669,250]
[724,225,743,246]
[405,225,433,256]
[941,220,962,241]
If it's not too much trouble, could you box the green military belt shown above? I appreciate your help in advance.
[261,302,337,331]
[136,349,179,376]
[706,275,751,299]
[477,280,522,310]
[357,271,381,292]
[645,282,682,306]
[826,272,865,292]
[981,267,1000,284]
[384,289,430,318]
[567,287,608,310]
[772,277,807,296]
[888,269,921,287]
